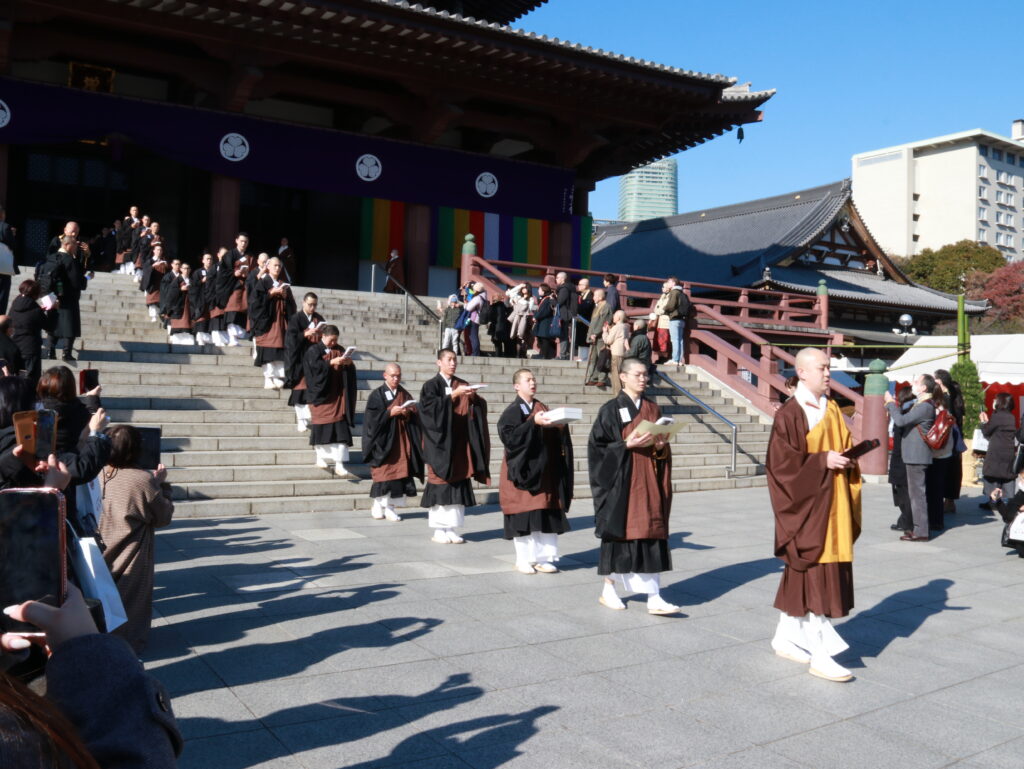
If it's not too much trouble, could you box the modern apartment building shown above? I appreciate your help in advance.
[617,158,678,221]
[852,122,1024,260]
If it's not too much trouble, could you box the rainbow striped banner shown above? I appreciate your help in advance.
[360,198,590,271]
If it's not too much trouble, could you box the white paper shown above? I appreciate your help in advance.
[544,407,582,425]
[468,384,488,390]
[341,346,357,359]
[385,390,394,401]
[619,407,631,423]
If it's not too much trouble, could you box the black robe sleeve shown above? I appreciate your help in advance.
[214,251,240,307]
[587,393,638,539]
[249,277,273,337]
[418,375,490,484]
[499,398,574,511]
[302,344,357,424]
[188,276,206,320]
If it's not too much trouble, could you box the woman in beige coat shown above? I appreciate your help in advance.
[602,310,630,396]
[99,425,174,653]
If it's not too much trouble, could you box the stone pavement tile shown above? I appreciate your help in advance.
[446,591,549,621]
[271,709,447,768]
[441,644,588,691]
[579,706,750,769]
[178,730,300,769]
[681,687,840,745]
[509,672,661,727]
[408,619,524,657]
[455,729,641,769]
[232,660,485,728]
[767,720,953,769]
[615,620,742,657]
[881,636,1020,682]
[850,698,1024,761]
[684,745,808,769]
[304,621,443,673]
[173,687,261,740]
[685,606,778,644]
[486,607,606,644]
[178,619,340,686]
[756,673,912,720]
[146,651,226,696]
[437,556,523,576]
[682,641,808,688]
[515,580,608,612]
[534,631,668,672]
[252,584,414,618]
[395,689,548,750]
[952,737,1024,769]
[311,560,463,587]
[401,573,507,599]
[950,617,1024,655]
[916,666,1024,727]
[599,659,743,708]
[291,527,367,541]
[153,591,267,625]
[215,571,320,594]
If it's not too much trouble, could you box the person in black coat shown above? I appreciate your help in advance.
[0,315,25,377]
[39,236,88,362]
[8,279,55,387]
[989,480,1024,557]
[554,271,576,359]
[532,285,558,360]
[283,292,324,432]
[486,295,514,358]
[979,392,1019,502]
[888,386,916,532]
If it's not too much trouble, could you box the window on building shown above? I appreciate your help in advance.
[979,207,988,220]
[979,186,987,198]
[979,229,987,242]
[1009,194,1016,207]
[995,232,1002,245]
[994,149,1004,161]
[912,234,920,242]
[999,170,1010,183]
[996,211,1004,224]
[912,193,920,201]
[1009,153,1017,165]
[979,145,989,157]
[997,191,1004,203]
[1008,235,1015,248]
[980,164,988,178]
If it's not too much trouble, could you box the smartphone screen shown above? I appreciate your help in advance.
[136,427,162,470]
[35,409,57,460]
[0,490,67,633]
[79,369,100,394]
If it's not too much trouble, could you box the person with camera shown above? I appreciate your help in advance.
[885,373,943,542]
[1,584,182,768]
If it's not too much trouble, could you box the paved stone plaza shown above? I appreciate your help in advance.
[146,485,1024,769]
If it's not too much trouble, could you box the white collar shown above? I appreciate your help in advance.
[795,381,826,409]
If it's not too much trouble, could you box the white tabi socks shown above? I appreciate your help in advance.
[428,504,465,544]
[195,331,213,346]
[147,305,159,322]
[211,330,230,347]
[599,573,679,615]
[262,361,285,389]
[169,332,195,346]
[771,611,852,682]
[226,323,248,346]
[513,533,559,574]
[371,494,401,522]
[294,404,310,432]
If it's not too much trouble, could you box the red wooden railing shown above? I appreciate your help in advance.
[460,255,862,433]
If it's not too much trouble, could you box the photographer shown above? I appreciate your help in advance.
[1,585,182,768]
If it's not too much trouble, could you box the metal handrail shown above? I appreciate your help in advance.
[657,371,738,477]
[369,262,440,325]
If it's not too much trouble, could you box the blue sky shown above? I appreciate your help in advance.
[519,0,1023,220]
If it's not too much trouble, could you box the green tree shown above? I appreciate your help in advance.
[950,356,983,435]
[902,240,1005,293]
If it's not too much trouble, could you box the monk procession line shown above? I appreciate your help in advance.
[136,240,862,685]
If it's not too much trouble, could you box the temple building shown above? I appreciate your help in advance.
[592,179,988,351]
[0,0,772,294]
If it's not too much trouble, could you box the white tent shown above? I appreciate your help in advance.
[885,335,1024,385]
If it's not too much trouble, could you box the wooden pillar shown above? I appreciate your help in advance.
[404,203,430,295]
[209,174,240,251]
[548,220,572,269]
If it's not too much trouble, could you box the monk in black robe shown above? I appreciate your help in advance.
[498,368,573,574]
[144,245,170,323]
[302,324,358,479]
[419,348,489,544]
[362,362,424,521]
[162,262,195,345]
[283,292,324,432]
[767,347,861,683]
[190,253,215,345]
[214,233,252,345]
[250,257,296,390]
[588,356,678,614]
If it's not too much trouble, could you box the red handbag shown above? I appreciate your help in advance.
[918,407,954,450]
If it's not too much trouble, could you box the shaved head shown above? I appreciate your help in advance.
[795,347,830,398]
[384,362,401,375]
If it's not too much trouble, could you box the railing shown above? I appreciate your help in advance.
[459,254,862,433]
[657,371,738,476]
[370,262,440,324]
[461,255,831,333]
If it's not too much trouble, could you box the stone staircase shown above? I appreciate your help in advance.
[70,272,769,518]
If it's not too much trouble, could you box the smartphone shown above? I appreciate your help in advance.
[341,346,357,359]
[136,426,162,471]
[79,369,100,394]
[0,488,67,634]
[35,410,57,461]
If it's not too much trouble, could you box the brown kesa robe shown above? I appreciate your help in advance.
[768,397,862,618]
[309,347,352,426]
[366,388,420,483]
[426,376,474,486]
[498,397,568,516]
[169,278,191,332]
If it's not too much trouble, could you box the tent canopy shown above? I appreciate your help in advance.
[885,335,1024,385]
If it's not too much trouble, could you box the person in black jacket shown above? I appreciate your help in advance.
[532,284,558,360]
[8,279,55,387]
[0,314,25,377]
[888,386,916,532]
[979,393,1019,502]
[39,236,88,362]
[554,271,576,359]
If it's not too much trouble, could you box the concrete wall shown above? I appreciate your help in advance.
[914,144,977,253]
[852,148,912,256]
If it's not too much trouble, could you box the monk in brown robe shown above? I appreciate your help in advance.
[165,262,195,345]
[767,347,862,683]
[498,368,573,574]
[361,363,424,521]
[250,257,296,390]
[588,356,679,614]
[142,243,169,323]
[302,324,358,479]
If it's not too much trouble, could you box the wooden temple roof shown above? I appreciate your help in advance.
[9,0,773,184]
